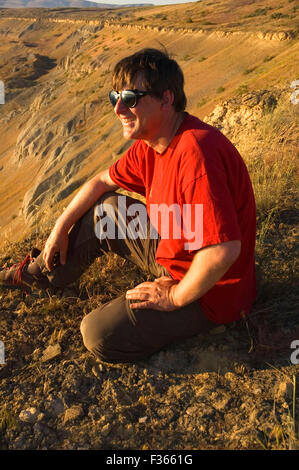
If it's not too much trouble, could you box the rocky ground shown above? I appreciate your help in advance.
[0,226,298,450]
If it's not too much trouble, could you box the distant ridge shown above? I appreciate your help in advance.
[0,0,102,7]
[0,0,151,8]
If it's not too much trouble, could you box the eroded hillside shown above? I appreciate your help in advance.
[0,1,298,245]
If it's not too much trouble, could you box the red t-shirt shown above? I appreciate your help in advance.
[109,113,257,324]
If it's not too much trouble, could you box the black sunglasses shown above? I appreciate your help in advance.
[109,89,152,108]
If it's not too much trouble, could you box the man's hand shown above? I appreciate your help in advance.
[126,276,180,311]
[43,227,69,271]
[41,169,119,271]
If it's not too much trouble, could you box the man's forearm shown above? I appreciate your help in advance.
[54,172,117,234]
[171,240,241,308]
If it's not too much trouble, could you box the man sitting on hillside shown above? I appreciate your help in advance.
[0,48,257,363]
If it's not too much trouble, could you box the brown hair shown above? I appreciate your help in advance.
[112,48,187,112]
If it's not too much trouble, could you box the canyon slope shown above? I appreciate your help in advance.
[0,0,298,244]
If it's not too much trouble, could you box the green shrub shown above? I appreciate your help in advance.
[236,84,248,95]
[246,8,269,17]
[271,12,288,19]
[197,98,207,107]
[243,67,256,75]
[263,55,275,63]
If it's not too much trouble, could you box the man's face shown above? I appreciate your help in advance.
[113,74,164,143]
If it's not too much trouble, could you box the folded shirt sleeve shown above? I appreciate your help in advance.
[109,141,146,196]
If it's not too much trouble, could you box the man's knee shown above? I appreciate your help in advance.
[79,298,152,364]
[79,306,124,363]
[80,312,105,356]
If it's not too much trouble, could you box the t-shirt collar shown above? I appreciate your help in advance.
[157,111,189,155]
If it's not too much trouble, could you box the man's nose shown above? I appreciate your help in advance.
[114,97,127,114]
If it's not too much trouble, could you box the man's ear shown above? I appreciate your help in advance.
[161,90,174,109]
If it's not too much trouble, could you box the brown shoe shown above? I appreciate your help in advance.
[0,252,51,294]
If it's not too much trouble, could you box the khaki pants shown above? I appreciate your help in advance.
[38,192,215,363]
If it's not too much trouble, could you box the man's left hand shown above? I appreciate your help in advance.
[126,276,180,311]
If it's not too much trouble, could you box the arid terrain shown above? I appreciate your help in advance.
[0,0,298,450]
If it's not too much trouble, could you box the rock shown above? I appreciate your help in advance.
[204,90,279,139]
[46,397,65,416]
[214,396,231,411]
[210,325,226,335]
[186,405,197,416]
[63,404,84,424]
[41,344,61,362]
[276,381,293,401]
[138,416,148,424]
[59,55,72,71]
[19,407,40,424]
[276,31,287,41]
[33,422,44,436]
[101,422,111,436]
[30,88,52,111]
[33,421,53,438]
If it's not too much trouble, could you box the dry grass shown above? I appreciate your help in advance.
[239,99,298,213]
[235,98,298,253]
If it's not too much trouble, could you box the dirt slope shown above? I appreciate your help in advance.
[0,1,298,242]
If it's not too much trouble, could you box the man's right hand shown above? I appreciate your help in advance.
[43,227,69,271]
[41,169,119,271]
